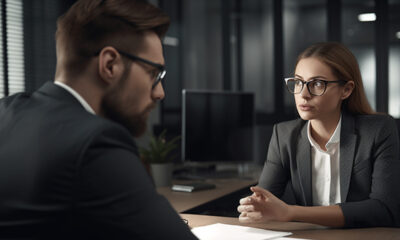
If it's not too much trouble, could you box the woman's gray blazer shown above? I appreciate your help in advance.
[258,111,400,228]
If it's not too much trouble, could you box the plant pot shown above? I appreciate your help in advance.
[150,163,173,187]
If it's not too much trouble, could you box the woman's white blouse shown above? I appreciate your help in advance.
[307,116,342,206]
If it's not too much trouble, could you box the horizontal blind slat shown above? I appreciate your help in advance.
[6,0,24,95]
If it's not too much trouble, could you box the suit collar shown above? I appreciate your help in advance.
[339,111,357,202]
[297,122,313,206]
[36,81,84,109]
[306,116,342,152]
[54,81,96,114]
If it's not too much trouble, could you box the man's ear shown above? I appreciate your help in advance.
[98,46,125,86]
[341,80,355,100]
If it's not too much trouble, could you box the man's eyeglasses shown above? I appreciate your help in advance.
[117,50,166,89]
[284,77,346,96]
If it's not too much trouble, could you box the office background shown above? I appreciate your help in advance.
[0,0,399,164]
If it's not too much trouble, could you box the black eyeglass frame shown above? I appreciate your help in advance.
[117,50,166,89]
[94,49,166,89]
[284,77,347,96]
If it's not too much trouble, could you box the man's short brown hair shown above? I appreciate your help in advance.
[55,0,170,78]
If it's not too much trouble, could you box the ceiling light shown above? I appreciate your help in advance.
[397,31,400,39]
[358,13,376,22]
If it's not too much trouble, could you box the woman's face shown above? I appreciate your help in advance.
[294,57,351,122]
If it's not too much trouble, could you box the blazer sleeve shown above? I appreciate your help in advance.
[258,124,290,198]
[73,126,198,239]
[340,116,400,228]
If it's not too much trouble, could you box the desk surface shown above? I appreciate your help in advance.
[157,178,255,212]
[158,179,400,240]
[182,214,400,240]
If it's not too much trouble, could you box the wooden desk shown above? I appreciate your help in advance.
[158,179,400,240]
[181,214,400,240]
[157,178,255,212]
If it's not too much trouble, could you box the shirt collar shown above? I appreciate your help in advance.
[54,81,96,115]
[307,115,342,151]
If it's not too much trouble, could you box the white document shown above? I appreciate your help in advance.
[191,223,292,240]
[274,238,310,240]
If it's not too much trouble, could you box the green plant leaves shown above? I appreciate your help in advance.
[139,130,181,164]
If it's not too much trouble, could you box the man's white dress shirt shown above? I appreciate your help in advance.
[54,81,96,115]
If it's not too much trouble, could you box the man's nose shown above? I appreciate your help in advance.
[152,82,165,100]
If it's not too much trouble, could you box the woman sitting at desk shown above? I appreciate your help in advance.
[238,42,400,228]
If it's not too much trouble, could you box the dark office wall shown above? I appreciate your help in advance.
[23,0,76,93]
[241,1,274,113]
[181,0,223,91]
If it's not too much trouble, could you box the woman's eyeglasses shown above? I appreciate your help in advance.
[284,78,346,96]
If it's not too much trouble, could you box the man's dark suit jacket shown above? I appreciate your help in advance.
[258,111,400,228]
[0,82,197,239]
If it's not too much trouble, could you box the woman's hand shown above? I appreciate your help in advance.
[237,186,292,223]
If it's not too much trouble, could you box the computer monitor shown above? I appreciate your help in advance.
[181,89,255,164]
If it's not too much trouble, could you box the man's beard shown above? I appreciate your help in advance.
[101,74,155,137]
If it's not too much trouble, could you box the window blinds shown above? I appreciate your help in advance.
[0,0,24,98]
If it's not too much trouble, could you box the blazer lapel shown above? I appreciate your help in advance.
[340,112,357,202]
[296,123,313,206]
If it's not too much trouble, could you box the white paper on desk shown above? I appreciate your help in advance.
[191,223,292,240]
[274,238,310,240]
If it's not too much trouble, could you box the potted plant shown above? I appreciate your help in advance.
[139,130,180,187]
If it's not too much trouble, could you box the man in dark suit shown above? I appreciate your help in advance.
[0,0,197,239]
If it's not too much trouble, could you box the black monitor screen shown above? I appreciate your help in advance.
[182,90,255,163]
